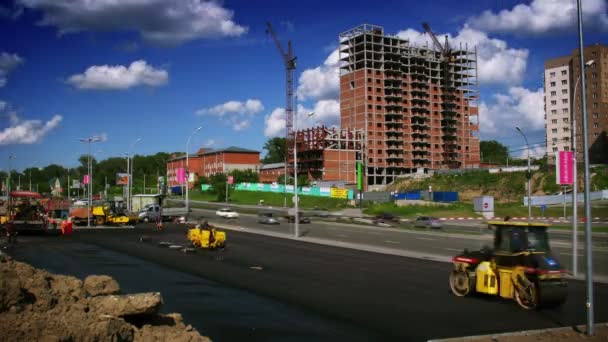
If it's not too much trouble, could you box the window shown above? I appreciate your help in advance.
[367,78,372,82]
[593,113,599,118]
[376,79,381,84]
[592,93,597,99]
[552,137,558,142]
[563,127,569,132]
[561,80,567,85]
[552,128,558,133]
[593,103,598,108]
[562,99,568,104]
[553,147,558,152]
[561,70,567,76]
[550,72,556,78]
[562,108,568,114]
[551,100,557,105]
[550,91,556,96]
[563,118,569,123]
[367,87,372,91]
[350,81,355,89]
[562,89,567,95]
[551,109,557,115]
[565,147,569,151]
[551,119,557,124]
[550,81,556,87]
[594,123,599,128]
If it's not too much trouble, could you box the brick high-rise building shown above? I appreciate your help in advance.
[338,24,480,188]
[544,44,608,164]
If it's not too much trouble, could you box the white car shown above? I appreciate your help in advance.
[216,208,239,219]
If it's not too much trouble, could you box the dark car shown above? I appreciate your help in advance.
[374,212,400,224]
[286,212,311,223]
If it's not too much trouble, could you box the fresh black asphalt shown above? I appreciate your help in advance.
[5,224,608,341]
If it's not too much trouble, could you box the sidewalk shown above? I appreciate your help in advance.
[428,322,607,342]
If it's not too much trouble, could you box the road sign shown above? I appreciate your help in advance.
[484,202,489,209]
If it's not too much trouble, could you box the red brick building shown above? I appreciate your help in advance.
[338,24,481,188]
[167,146,260,188]
[259,162,286,183]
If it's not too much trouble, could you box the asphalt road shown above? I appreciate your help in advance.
[6,224,608,341]
[191,208,608,280]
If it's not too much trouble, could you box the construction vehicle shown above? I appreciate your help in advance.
[91,202,138,226]
[187,224,226,250]
[449,221,568,310]
[3,191,51,233]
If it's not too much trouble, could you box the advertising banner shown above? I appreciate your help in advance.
[555,151,573,185]
[83,175,90,185]
[330,188,349,199]
[176,168,186,183]
[116,173,129,185]
[227,176,234,184]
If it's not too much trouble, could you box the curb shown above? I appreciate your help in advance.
[427,322,607,341]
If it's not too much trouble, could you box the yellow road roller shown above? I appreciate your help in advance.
[187,224,226,250]
[449,221,567,310]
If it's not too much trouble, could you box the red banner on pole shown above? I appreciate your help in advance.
[227,176,234,185]
[556,151,573,185]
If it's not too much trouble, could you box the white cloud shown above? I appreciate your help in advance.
[93,133,108,142]
[514,144,546,159]
[264,108,287,138]
[397,26,528,85]
[67,60,168,90]
[196,99,263,116]
[0,102,62,145]
[297,49,340,100]
[479,87,544,137]
[0,52,24,87]
[204,138,216,147]
[196,98,263,132]
[467,0,608,35]
[263,100,340,138]
[17,0,247,46]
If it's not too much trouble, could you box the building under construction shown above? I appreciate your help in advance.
[338,24,480,188]
[289,126,364,184]
[287,24,480,190]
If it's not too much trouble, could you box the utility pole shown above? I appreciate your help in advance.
[516,127,531,222]
[186,126,202,221]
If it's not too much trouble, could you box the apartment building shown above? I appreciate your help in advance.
[544,44,608,164]
[338,24,480,188]
[544,56,572,163]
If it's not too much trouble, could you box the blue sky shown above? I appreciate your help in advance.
[0,0,607,171]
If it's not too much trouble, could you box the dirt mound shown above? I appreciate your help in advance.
[0,255,210,342]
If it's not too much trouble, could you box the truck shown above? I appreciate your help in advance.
[4,191,51,233]
[138,204,190,223]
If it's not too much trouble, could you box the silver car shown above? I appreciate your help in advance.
[258,212,280,224]
[414,216,442,229]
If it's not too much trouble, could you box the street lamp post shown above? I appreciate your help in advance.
[576,0,595,334]
[127,138,142,212]
[293,111,314,238]
[78,137,101,227]
[571,59,595,278]
[515,127,531,222]
[186,126,202,221]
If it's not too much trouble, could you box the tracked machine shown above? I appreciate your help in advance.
[449,221,568,309]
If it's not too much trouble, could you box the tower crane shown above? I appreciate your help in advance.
[265,22,297,143]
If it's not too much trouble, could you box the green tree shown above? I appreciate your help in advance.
[209,173,228,202]
[230,169,259,183]
[262,137,287,164]
[480,140,509,165]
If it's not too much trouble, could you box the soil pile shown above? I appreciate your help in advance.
[0,255,210,342]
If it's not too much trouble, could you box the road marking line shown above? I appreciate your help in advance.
[416,237,435,241]
[560,252,584,257]
[444,248,462,252]
[384,240,400,244]
[336,234,348,237]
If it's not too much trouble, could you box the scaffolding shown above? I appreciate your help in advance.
[338,24,480,187]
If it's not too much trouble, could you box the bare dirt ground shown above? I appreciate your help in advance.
[0,252,211,342]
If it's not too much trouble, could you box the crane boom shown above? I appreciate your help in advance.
[266,20,296,161]
[422,22,445,55]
